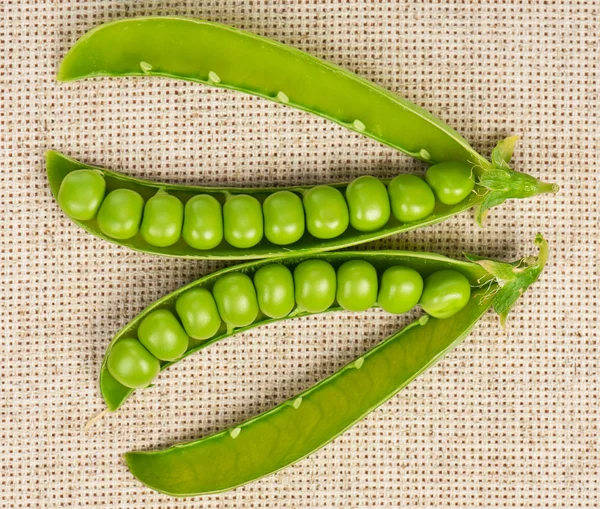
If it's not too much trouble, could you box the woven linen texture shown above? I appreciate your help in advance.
[1,1,598,507]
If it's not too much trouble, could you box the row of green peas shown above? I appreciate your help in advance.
[107,259,472,389]
[58,162,474,249]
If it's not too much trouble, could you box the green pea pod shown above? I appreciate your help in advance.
[101,235,547,410]
[57,18,558,224]
[58,17,478,165]
[47,151,556,259]
[119,235,548,496]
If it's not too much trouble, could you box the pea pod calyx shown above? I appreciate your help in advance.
[467,233,549,326]
[473,137,559,225]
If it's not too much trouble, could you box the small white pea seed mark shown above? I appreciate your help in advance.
[208,71,221,84]
[292,396,303,409]
[419,149,431,160]
[139,61,152,72]
[229,427,241,439]
[354,357,365,369]
[277,91,289,104]
[353,119,366,132]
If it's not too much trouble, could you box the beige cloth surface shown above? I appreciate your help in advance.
[1,1,598,507]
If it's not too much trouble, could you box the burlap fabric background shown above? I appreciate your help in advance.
[1,1,598,507]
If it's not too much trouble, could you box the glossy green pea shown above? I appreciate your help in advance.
[388,174,436,222]
[182,195,223,250]
[223,195,263,248]
[254,264,295,319]
[294,259,336,313]
[97,189,144,239]
[175,288,222,340]
[137,309,189,361]
[263,191,305,245]
[140,193,184,247]
[345,176,390,232]
[57,169,106,220]
[303,186,349,239]
[212,272,259,328]
[107,338,160,389]
[336,260,378,312]
[425,162,475,205]
[378,266,424,314]
[419,270,471,319]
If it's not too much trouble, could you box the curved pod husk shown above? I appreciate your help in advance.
[127,301,487,496]
[57,17,482,166]
[48,151,555,259]
[123,236,549,496]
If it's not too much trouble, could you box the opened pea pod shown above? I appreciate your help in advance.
[103,235,548,495]
[102,236,547,410]
[56,18,558,223]
[56,18,534,169]
[48,150,555,259]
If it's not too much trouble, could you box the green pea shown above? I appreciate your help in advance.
[263,191,305,245]
[182,195,223,250]
[254,264,295,319]
[137,309,189,361]
[223,195,263,248]
[419,270,471,319]
[336,260,378,312]
[294,259,336,313]
[57,170,106,220]
[388,174,435,222]
[140,193,184,247]
[175,288,222,340]
[212,272,259,328]
[378,266,423,314]
[425,162,475,205]
[345,176,390,232]
[97,189,144,239]
[107,338,160,389]
[303,186,349,239]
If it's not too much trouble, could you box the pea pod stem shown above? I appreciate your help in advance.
[120,237,548,496]
[47,151,556,259]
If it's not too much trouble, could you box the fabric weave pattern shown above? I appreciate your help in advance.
[0,1,597,507]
